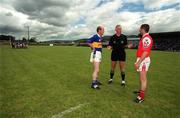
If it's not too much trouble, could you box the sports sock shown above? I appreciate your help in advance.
[92,80,97,84]
[138,90,145,99]
[121,71,125,81]
[95,80,99,83]
[110,70,114,79]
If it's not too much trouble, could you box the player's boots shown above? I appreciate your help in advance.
[108,79,113,84]
[134,96,144,103]
[91,83,100,89]
[121,80,126,86]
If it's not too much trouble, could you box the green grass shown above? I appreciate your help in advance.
[0,45,180,118]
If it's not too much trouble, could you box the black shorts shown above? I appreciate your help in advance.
[111,51,126,61]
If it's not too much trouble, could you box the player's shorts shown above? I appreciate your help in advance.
[90,51,102,63]
[136,57,151,72]
[111,51,126,61]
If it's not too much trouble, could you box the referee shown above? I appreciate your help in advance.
[107,25,131,86]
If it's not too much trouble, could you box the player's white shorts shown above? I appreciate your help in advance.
[136,57,151,72]
[90,51,102,63]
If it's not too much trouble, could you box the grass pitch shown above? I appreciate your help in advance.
[0,45,180,118]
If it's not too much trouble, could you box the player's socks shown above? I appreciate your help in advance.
[139,90,145,99]
[134,90,145,103]
[92,80,96,83]
[121,72,126,86]
[108,70,114,84]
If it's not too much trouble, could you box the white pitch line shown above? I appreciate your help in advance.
[51,103,89,118]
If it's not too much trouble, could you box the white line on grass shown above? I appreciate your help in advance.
[51,103,89,118]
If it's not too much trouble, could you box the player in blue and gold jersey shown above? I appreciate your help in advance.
[87,26,104,89]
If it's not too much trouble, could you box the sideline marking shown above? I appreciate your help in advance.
[51,103,89,118]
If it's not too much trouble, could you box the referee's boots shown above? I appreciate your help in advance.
[108,79,113,84]
[121,80,126,86]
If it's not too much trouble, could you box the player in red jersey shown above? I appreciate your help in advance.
[134,24,153,103]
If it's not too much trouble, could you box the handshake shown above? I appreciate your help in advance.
[107,43,133,50]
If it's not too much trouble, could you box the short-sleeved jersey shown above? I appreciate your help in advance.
[136,33,153,57]
[109,34,127,52]
[87,34,102,52]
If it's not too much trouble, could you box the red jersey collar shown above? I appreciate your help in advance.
[142,33,149,38]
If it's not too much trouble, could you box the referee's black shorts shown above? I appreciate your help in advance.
[111,50,126,61]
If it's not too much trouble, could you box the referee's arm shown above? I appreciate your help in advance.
[124,36,132,48]
[107,36,113,49]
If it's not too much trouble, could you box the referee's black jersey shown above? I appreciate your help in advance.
[109,34,127,52]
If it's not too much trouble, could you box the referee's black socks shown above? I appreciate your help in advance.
[121,71,125,81]
[110,70,114,79]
